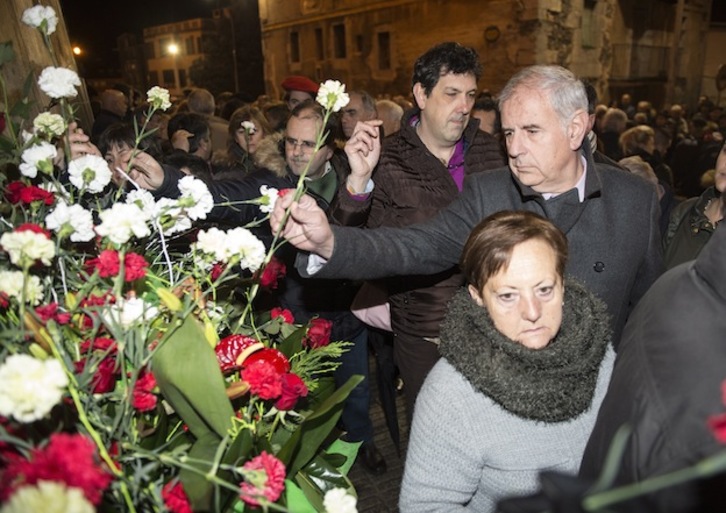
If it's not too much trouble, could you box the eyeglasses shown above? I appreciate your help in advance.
[284,137,317,152]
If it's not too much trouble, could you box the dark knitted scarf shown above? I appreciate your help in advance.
[439,279,611,423]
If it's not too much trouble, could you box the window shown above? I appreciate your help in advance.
[179,69,187,88]
[333,24,346,59]
[186,36,195,55]
[160,37,170,56]
[290,31,300,63]
[162,69,175,87]
[377,31,391,70]
[315,28,324,60]
[148,70,159,85]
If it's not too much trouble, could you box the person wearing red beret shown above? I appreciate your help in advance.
[281,75,319,111]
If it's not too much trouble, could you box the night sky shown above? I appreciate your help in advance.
[59,0,218,74]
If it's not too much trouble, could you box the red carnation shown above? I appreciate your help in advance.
[303,318,332,349]
[77,337,119,393]
[259,257,286,289]
[239,451,286,507]
[241,360,283,400]
[124,252,148,282]
[210,262,226,282]
[1,433,112,505]
[277,188,293,198]
[5,181,54,206]
[16,223,50,239]
[35,302,71,325]
[86,250,120,278]
[132,370,158,412]
[162,481,193,513]
[275,373,308,411]
[270,307,294,324]
[78,292,116,330]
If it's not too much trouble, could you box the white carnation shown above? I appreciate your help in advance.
[1,229,55,267]
[0,354,68,423]
[226,227,266,272]
[37,66,81,99]
[240,121,257,134]
[21,5,59,35]
[178,175,214,220]
[45,201,95,242]
[67,154,112,193]
[193,227,229,262]
[258,185,279,214]
[153,197,192,235]
[1,480,94,513]
[146,86,172,111]
[96,202,151,245]
[323,488,358,513]
[104,296,159,329]
[0,269,44,305]
[316,80,350,113]
[125,188,157,216]
[33,112,67,138]
[19,141,57,178]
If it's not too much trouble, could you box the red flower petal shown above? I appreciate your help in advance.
[243,348,290,374]
[215,334,263,373]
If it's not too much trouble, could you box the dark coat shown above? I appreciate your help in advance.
[363,113,505,338]
[301,143,663,347]
[579,223,726,512]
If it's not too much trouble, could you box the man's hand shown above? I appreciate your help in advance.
[66,122,102,161]
[120,151,166,190]
[344,120,383,193]
[170,129,193,152]
[271,190,335,259]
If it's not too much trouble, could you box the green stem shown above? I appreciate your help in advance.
[583,451,726,511]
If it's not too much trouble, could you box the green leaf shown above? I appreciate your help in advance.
[277,374,363,476]
[322,439,361,476]
[284,478,318,513]
[21,71,34,98]
[0,41,15,67]
[152,315,236,510]
[9,98,33,120]
[278,325,306,357]
[153,315,234,439]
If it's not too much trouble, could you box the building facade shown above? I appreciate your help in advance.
[257,0,714,108]
[143,17,219,97]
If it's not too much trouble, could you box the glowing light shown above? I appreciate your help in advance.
[168,43,179,55]
[72,46,82,56]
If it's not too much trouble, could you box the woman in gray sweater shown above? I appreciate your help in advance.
[399,211,615,512]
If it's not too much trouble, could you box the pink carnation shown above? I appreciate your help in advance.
[239,451,286,506]
[241,360,283,400]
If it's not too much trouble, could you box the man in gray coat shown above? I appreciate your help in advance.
[272,65,663,348]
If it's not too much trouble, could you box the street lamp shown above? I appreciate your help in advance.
[168,42,180,95]
[72,45,82,56]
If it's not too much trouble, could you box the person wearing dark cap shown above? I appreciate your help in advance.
[281,75,319,111]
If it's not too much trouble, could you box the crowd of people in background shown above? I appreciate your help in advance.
[72,42,725,511]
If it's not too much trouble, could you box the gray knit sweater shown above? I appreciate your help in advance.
[399,284,615,512]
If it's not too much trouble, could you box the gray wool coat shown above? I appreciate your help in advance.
[299,144,664,346]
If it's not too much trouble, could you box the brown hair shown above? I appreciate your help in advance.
[461,211,568,292]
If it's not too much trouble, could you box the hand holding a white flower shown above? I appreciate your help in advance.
[115,150,166,190]
[344,119,383,193]
[66,122,102,161]
[271,190,335,258]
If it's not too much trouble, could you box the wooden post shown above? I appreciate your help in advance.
[1,0,93,131]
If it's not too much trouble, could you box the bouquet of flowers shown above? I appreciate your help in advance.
[0,5,358,513]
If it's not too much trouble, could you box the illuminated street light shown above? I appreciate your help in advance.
[72,46,82,56]
[168,42,180,95]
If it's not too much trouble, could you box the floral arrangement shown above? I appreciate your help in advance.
[0,5,357,513]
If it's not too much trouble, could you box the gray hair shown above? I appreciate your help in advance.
[187,88,216,116]
[350,90,378,116]
[498,65,587,128]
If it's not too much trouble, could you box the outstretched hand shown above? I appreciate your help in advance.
[344,119,383,192]
[66,122,102,161]
[119,151,166,190]
[270,190,335,259]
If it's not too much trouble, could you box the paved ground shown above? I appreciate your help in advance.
[346,356,410,513]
